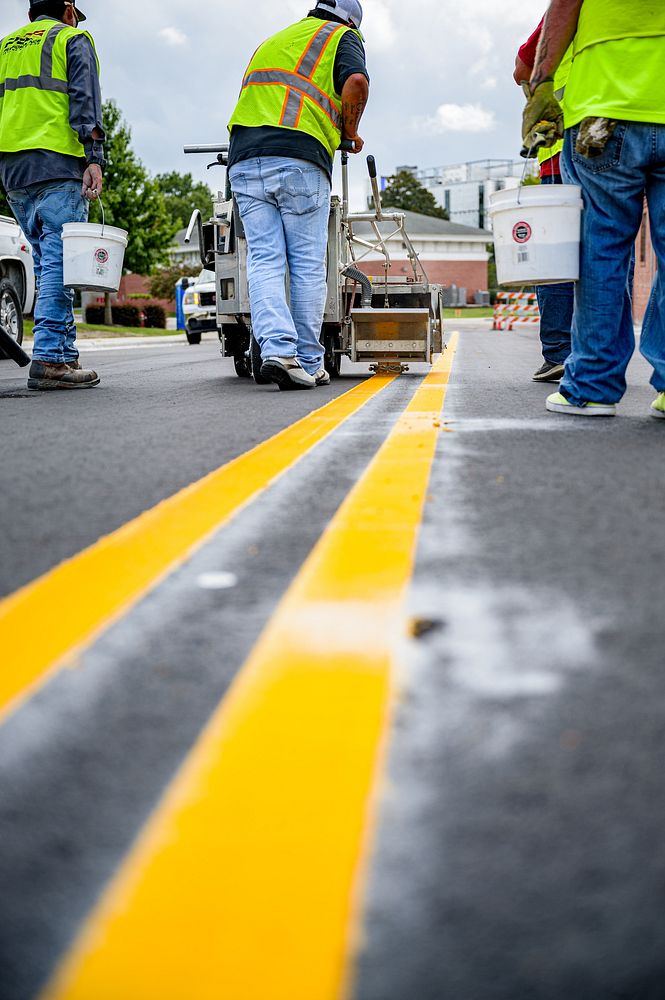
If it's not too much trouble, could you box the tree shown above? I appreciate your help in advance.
[149,263,200,302]
[154,171,214,232]
[89,100,176,322]
[380,171,450,220]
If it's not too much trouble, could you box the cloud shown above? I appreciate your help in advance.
[418,103,496,134]
[159,27,189,47]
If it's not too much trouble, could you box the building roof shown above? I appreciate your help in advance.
[353,209,488,239]
[174,227,199,249]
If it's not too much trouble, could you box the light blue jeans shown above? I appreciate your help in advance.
[229,157,331,374]
[561,122,665,405]
[8,179,88,365]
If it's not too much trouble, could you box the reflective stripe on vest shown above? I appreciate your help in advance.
[241,21,344,131]
[242,69,342,130]
[0,23,69,98]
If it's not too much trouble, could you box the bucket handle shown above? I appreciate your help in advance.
[99,197,105,237]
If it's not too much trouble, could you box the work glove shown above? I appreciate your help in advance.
[575,117,617,158]
[521,81,564,158]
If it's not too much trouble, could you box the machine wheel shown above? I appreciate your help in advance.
[323,327,342,378]
[251,335,271,385]
[234,352,251,378]
[185,325,202,345]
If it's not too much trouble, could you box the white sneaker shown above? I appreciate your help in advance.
[546,392,616,417]
[260,356,316,391]
[314,368,331,386]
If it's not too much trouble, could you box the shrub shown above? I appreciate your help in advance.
[112,305,141,327]
[143,304,166,329]
[84,304,142,327]
[85,305,105,325]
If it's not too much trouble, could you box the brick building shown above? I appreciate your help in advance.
[350,210,489,305]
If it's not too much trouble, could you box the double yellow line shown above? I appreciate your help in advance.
[40,336,458,1000]
[0,375,393,722]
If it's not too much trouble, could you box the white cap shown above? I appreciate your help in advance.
[316,0,363,29]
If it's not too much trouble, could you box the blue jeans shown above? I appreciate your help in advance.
[229,157,331,374]
[7,179,88,365]
[536,173,574,364]
[561,122,665,404]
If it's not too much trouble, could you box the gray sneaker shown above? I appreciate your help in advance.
[314,368,331,386]
[533,361,565,382]
[28,360,100,391]
[260,356,316,391]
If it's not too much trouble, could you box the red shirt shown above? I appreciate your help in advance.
[517,17,561,178]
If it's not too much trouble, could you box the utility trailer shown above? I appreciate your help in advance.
[183,143,445,378]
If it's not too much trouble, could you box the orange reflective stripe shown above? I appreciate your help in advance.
[296,21,343,79]
[243,69,342,129]
[280,87,303,128]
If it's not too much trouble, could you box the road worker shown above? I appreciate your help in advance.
[524,0,665,419]
[227,1,369,391]
[0,0,104,392]
[514,21,574,385]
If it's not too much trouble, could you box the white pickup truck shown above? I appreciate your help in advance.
[0,214,36,352]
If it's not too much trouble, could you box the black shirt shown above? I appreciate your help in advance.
[228,13,368,180]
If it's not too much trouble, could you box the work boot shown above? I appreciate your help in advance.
[260,356,316,391]
[66,359,82,370]
[27,360,100,391]
[314,367,331,387]
[532,360,565,383]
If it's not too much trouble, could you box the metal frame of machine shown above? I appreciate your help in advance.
[183,143,445,379]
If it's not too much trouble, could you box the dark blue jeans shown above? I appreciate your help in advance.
[7,180,88,364]
[536,173,574,365]
[561,122,665,404]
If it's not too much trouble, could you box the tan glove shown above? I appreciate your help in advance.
[575,117,617,158]
[521,81,564,156]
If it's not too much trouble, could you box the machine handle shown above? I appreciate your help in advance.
[339,139,357,153]
[183,143,230,155]
[367,155,377,179]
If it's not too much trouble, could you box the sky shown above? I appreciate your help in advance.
[1,0,549,208]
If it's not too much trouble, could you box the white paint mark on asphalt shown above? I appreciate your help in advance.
[196,572,239,590]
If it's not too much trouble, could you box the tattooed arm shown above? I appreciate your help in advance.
[341,73,369,154]
[531,0,583,90]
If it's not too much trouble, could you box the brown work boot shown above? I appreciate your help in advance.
[66,359,82,370]
[27,360,101,391]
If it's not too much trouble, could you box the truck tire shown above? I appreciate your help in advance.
[0,279,27,364]
[185,324,202,345]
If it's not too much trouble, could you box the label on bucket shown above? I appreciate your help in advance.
[94,247,109,277]
[512,222,532,244]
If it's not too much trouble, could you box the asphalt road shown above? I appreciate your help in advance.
[1,325,665,1000]
[0,339,365,597]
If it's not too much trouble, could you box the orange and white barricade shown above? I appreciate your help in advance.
[492,291,540,331]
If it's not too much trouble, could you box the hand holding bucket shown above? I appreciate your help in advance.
[62,198,128,292]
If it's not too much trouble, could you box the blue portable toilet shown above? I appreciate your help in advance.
[175,277,191,331]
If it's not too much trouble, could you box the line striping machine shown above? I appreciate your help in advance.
[183,142,445,379]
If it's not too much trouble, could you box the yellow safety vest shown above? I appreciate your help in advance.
[538,45,573,167]
[0,19,98,158]
[574,0,665,56]
[228,18,361,159]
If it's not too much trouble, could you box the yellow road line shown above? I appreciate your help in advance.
[0,376,394,722]
[40,335,458,1000]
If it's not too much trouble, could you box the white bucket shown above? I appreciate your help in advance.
[62,221,128,292]
[489,184,583,287]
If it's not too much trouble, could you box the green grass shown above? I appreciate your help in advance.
[23,320,182,339]
[443,307,494,319]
